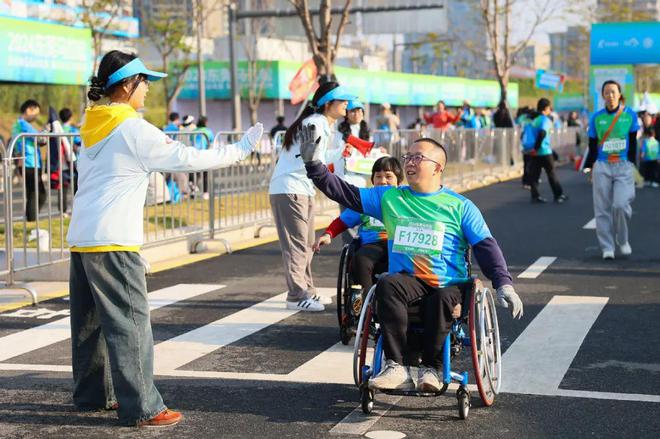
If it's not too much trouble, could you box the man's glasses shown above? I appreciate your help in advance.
[401,153,442,167]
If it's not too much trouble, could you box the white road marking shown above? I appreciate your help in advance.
[289,342,354,384]
[583,218,596,229]
[501,295,608,394]
[517,256,557,279]
[329,395,402,436]
[0,284,224,362]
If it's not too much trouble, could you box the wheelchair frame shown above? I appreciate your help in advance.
[353,277,502,419]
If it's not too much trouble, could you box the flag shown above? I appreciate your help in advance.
[289,59,318,105]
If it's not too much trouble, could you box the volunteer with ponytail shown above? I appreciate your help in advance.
[66,50,263,427]
[269,81,356,312]
[583,80,640,260]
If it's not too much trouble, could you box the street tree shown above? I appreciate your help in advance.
[288,0,352,81]
[79,0,123,72]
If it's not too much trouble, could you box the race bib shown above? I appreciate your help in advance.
[392,218,444,256]
[602,139,626,153]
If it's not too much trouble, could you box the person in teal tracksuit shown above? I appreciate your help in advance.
[528,98,568,204]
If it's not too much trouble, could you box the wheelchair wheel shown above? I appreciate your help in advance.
[336,244,351,328]
[457,387,471,419]
[353,285,377,387]
[469,282,502,406]
[361,388,374,414]
[340,325,353,346]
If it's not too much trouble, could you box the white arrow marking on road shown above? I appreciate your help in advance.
[518,256,557,279]
[501,295,608,394]
[583,218,596,229]
[0,284,224,362]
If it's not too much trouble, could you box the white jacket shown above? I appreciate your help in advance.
[67,117,252,248]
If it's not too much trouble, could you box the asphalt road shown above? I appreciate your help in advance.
[1,166,659,439]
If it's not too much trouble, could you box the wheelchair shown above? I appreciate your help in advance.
[353,276,502,419]
[336,238,387,346]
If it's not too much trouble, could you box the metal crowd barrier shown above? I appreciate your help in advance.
[0,125,583,304]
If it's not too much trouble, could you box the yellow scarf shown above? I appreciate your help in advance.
[80,104,138,147]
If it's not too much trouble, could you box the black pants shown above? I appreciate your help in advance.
[376,273,461,369]
[640,161,659,183]
[522,154,533,186]
[24,167,46,222]
[350,241,388,293]
[529,154,563,200]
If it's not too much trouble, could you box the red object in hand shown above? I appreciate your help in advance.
[345,135,374,157]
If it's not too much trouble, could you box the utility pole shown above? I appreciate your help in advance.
[227,2,444,130]
[196,0,207,117]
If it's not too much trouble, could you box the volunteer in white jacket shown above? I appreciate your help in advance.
[269,81,355,312]
[66,50,263,428]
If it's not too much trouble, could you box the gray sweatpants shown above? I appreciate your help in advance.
[270,193,316,301]
[592,161,635,253]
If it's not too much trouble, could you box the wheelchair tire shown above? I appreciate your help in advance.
[457,387,470,419]
[353,285,377,387]
[340,325,353,346]
[469,284,502,407]
[336,245,350,328]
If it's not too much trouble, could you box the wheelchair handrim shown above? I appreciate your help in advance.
[470,287,497,406]
[353,285,376,387]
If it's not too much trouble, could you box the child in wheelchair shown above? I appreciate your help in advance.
[313,157,403,342]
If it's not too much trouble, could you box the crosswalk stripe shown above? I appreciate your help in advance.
[583,218,596,229]
[0,284,224,363]
[288,342,353,384]
[501,295,608,394]
[518,256,557,279]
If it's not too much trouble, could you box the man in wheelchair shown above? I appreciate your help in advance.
[313,156,403,294]
[299,128,523,393]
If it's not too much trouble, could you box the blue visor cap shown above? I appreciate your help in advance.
[347,100,364,111]
[105,58,167,90]
[316,85,357,107]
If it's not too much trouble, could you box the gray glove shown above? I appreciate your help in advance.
[496,284,523,319]
[298,124,322,164]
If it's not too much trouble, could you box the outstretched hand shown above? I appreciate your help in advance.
[496,284,523,319]
[312,233,332,253]
[299,124,322,164]
[242,122,264,149]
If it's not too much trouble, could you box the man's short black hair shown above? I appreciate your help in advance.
[20,99,40,114]
[59,108,73,123]
[537,98,551,113]
[413,137,447,166]
[168,112,180,122]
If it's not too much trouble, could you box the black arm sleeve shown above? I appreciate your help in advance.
[305,161,363,212]
[583,137,599,170]
[472,237,513,290]
[534,130,546,150]
[627,132,638,164]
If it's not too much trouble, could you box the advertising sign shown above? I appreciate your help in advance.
[591,22,660,65]
[535,70,565,92]
[554,94,586,112]
[0,17,93,85]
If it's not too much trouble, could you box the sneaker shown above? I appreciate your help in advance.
[418,367,442,393]
[309,294,332,305]
[619,243,632,256]
[531,197,548,204]
[137,409,183,428]
[652,182,659,188]
[555,194,568,204]
[368,360,414,391]
[602,250,615,260]
[286,298,325,312]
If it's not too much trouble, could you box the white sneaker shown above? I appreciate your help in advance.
[368,360,414,391]
[652,182,659,188]
[309,294,332,305]
[286,298,325,312]
[418,367,442,393]
[619,243,632,256]
[602,250,615,260]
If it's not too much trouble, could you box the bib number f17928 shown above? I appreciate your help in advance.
[392,218,444,256]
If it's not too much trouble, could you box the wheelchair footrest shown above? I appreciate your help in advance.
[379,388,447,398]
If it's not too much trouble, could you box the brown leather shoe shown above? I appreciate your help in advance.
[137,409,183,428]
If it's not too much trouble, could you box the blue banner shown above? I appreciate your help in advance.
[535,70,565,92]
[591,22,660,65]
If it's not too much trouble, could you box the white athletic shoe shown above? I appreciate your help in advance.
[368,360,414,391]
[309,294,332,305]
[602,250,615,260]
[286,298,325,312]
[418,367,442,393]
[619,243,632,256]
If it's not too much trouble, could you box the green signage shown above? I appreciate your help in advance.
[589,65,635,112]
[554,93,586,112]
[180,60,519,108]
[0,17,93,85]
